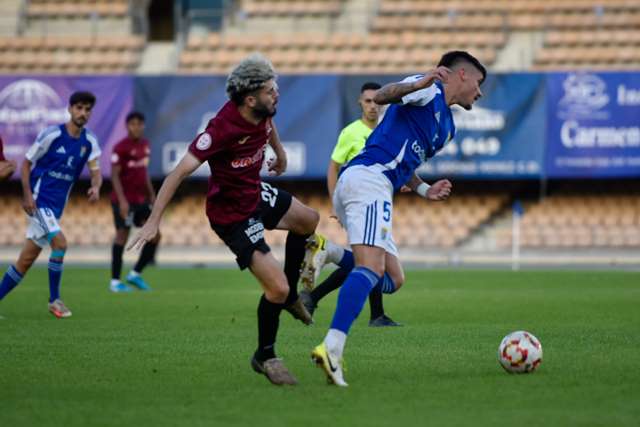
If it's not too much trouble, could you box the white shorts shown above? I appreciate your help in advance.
[26,207,61,248]
[333,165,398,257]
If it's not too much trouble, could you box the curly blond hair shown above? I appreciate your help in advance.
[226,53,276,105]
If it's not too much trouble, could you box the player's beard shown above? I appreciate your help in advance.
[253,101,277,118]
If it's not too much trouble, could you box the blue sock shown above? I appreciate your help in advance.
[330,266,381,334]
[337,249,355,271]
[0,266,23,300]
[381,272,397,294]
[48,259,63,303]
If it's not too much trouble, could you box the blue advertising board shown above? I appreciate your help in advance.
[2,72,639,181]
[545,72,640,178]
[417,73,546,179]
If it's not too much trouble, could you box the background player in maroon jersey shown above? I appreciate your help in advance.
[129,54,317,385]
[0,136,17,181]
[110,112,159,292]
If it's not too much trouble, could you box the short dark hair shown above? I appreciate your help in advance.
[126,111,145,123]
[360,82,381,92]
[68,91,96,107]
[437,51,487,84]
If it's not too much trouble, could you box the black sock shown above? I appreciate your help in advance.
[310,267,349,304]
[369,283,385,320]
[256,295,284,362]
[133,241,157,273]
[111,244,124,280]
[283,232,310,305]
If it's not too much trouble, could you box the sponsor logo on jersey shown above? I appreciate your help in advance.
[196,133,212,150]
[48,170,74,181]
[231,146,265,169]
[56,146,66,154]
[237,136,250,145]
[411,140,427,162]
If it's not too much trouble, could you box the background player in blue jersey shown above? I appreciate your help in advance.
[311,51,486,386]
[0,91,102,318]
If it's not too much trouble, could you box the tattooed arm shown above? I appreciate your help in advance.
[373,66,452,105]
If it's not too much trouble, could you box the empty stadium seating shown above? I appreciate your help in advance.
[495,195,640,248]
[0,0,142,74]
[0,35,144,73]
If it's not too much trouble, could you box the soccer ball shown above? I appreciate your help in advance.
[498,331,543,373]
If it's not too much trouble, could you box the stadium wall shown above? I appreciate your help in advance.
[0,72,639,180]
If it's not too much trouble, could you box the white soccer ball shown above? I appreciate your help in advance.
[498,331,543,373]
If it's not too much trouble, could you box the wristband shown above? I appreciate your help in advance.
[416,182,430,198]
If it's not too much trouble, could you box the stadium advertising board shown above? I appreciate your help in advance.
[546,72,640,178]
[134,75,342,179]
[416,73,546,179]
[0,76,133,177]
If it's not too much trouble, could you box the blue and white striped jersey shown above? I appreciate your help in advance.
[26,124,101,218]
[347,76,456,191]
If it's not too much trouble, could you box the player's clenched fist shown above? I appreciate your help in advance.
[425,179,452,201]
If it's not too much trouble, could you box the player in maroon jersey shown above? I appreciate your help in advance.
[109,112,159,292]
[0,136,17,181]
[129,54,316,385]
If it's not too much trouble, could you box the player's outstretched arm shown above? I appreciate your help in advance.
[127,152,202,250]
[373,67,452,105]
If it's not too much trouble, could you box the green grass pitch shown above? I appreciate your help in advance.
[1,268,639,426]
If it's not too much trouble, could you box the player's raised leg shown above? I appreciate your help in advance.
[0,240,42,304]
[248,250,298,385]
[300,233,355,290]
[370,252,404,326]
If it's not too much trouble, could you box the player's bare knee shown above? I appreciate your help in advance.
[51,234,67,251]
[266,282,289,304]
[391,271,405,290]
[151,231,161,244]
[306,208,320,232]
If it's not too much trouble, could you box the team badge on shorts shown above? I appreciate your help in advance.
[380,227,389,241]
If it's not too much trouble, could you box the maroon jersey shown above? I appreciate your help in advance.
[110,137,151,204]
[188,101,272,225]
[0,136,5,161]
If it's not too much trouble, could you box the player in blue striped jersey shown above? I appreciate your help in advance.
[0,91,102,318]
[312,51,486,386]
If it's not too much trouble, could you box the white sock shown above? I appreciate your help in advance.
[110,279,121,287]
[325,241,345,265]
[325,328,347,358]
[128,270,140,278]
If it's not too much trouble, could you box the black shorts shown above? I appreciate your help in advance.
[112,202,152,229]
[210,182,293,270]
